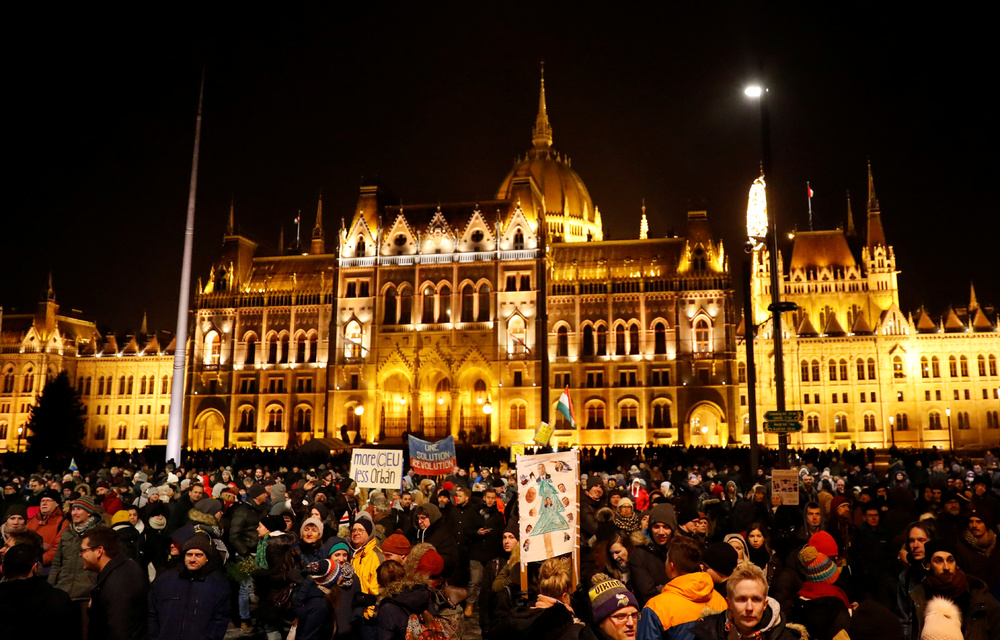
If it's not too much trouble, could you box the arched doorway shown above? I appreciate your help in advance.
[194,409,226,450]
[686,402,726,447]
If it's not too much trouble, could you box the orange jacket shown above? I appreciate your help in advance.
[26,507,68,567]
[637,571,727,640]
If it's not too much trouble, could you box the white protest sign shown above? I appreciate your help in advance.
[517,450,579,562]
[771,468,799,506]
[350,448,403,491]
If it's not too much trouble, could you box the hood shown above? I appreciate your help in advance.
[187,508,219,527]
[403,542,436,578]
[378,576,431,608]
[662,572,719,603]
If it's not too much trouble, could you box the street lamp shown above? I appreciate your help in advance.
[888,415,895,448]
[743,175,767,478]
[17,426,23,452]
[745,82,791,468]
[946,408,953,451]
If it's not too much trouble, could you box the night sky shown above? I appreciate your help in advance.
[4,5,995,335]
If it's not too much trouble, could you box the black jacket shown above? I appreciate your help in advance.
[471,504,505,564]
[89,553,150,640]
[148,566,231,640]
[492,599,597,640]
[690,601,801,640]
[628,538,668,607]
[376,581,432,640]
[0,575,81,640]
[412,519,459,580]
[229,500,268,556]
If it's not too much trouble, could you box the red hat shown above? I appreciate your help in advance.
[830,496,850,515]
[415,548,444,577]
[382,531,412,556]
[808,531,839,558]
[442,481,454,492]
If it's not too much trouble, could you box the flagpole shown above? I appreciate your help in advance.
[166,70,205,466]
[807,182,813,231]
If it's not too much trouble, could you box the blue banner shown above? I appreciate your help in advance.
[408,435,457,476]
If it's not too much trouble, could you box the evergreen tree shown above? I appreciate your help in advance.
[26,370,86,463]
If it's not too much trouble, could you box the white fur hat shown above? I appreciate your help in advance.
[920,596,962,640]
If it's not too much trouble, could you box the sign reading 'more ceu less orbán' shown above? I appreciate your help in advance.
[350,448,404,491]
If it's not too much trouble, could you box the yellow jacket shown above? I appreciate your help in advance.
[637,571,727,640]
[352,535,383,618]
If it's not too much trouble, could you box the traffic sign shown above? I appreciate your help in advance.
[764,410,803,421]
[764,420,803,434]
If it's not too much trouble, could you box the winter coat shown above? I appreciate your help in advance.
[254,531,300,626]
[412,517,459,580]
[629,537,669,607]
[688,598,802,640]
[790,594,850,640]
[375,578,432,640]
[229,500,268,556]
[908,576,1000,640]
[89,553,150,640]
[26,507,68,568]
[470,503,506,564]
[637,572,727,640]
[0,575,81,640]
[956,531,1000,591]
[492,599,597,640]
[148,566,231,640]
[48,515,101,600]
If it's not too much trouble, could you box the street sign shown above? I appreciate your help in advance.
[764,410,804,421]
[764,420,803,434]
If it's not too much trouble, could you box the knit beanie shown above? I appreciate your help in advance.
[111,510,132,526]
[306,559,342,589]
[4,503,28,520]
[648,503,677,530]
[676,506,700,527]
[259,515,286,533]
[195,498,223,516]
[328,537,350,556]
[247,484,268,501]
[723,533,749,560]
[703,542,739,576]
[924,539,958,561]
[799,545,839,584]
[415,548,445,577]
[183,532,216,556]
[311,503,329,520]
[586,475,604,490]
[353,511,374,536]
[39,489,61,504]
[270,483,286,501]
[921,597,963,640]
[134,471,148,484]
[504,517,520,540]
[808,531,839,558]
[830,495,850,515]
[300,517,324,538]
[69,495,98,516]
[383,531,412,556]
[588,575,639,622]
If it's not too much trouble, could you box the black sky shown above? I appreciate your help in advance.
[4,5,995,334]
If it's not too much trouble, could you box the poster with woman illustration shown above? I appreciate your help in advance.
[517,450,579,563]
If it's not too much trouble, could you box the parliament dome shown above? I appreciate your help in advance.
[495,71,603,243]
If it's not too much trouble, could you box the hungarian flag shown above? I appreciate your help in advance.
[295,214,301,223]
[556,387,575,428]
[807,185,814,198]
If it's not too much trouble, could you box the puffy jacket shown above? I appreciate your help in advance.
[629,538,669,607]
[229,500,268,556]
[376,579,432,640]
[637,572,727,640]
[26,507,68,568]
[48,515,101,600]
[148,566,231,640]
[352,534,384,618]
[89,553,150,640]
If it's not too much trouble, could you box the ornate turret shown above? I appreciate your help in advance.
[532,63,553,149]
[866,160,886,249]
[639,201,649,239]
[311,194,326,255]
[845,190,856,237]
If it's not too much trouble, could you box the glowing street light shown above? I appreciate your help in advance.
[744,85,763,98]
[354,405,365,416]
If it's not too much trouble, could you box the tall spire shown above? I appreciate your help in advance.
[866,160,886,249]
[639,200,649,239]
[532,62,553,149]
[225,197,234,235]
[845,190,856,237]
[970,282,979,312]
[140,311,148,336]
[278,225,285,255]
[867,158,880,213]
[310,193,326,255]
[46,270,55,301]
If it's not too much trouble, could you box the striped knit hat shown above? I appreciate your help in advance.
[799,545,839,584]
[69,495,98,515]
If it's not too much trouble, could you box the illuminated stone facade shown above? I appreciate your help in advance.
[738,168,1000,449]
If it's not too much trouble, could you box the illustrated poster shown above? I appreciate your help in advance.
[771,469,800,506]
[517,450,578,562]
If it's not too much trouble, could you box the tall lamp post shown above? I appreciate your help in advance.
[946,408,953,451]
[888,415,895,448]
[745,84,793,469]
[17,426,23,453]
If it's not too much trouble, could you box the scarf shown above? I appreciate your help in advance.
[255,536,270,570]
[613,511,641,533]
[924,568,970,601]
[798,580,851,609]
[72,514,101,536]
[338,560,355,587]
[963,528,997,557]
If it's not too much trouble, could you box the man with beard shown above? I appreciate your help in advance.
[629,502,677,606]
[49,495,103,628]
[148,533,231,640]
[81,525,148,640]
[26,489,68,575]
[907,539,1000,640]
[468,487,505,618]
[955,508,1000,591]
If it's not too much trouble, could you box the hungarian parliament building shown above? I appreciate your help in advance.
[2,79,998,453]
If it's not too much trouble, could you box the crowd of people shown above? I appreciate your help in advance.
[1,444,999,640]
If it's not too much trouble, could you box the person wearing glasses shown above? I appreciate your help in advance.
[79,525,149,640]
[588,574,640,640]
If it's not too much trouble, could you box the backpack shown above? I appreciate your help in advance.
[404,611,450,640]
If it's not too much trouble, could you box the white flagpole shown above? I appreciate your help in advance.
[166,71,205,466]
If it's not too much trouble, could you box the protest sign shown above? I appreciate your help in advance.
[533,421,553,446]
[350,448,403,491]
[517,450,578,563]
[408,435,457,476]
[510,443,525,463]
[771,468,799,506]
